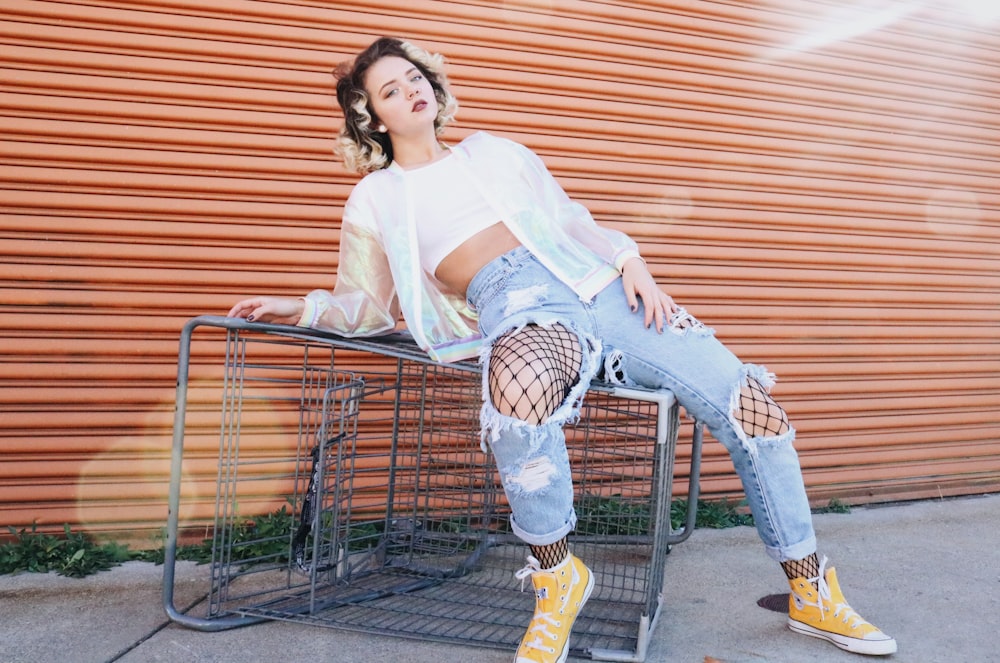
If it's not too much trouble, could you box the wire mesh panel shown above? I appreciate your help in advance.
[165,317,685,662]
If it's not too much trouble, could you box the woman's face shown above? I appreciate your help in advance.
[364,55,437,138]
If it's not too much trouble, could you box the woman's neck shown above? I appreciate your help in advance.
[391,133,448,170]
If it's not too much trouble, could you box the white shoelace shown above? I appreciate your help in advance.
[514,555,542,591]
[808,556,868,629]
[522,613,560,653]
[514,555,563,654]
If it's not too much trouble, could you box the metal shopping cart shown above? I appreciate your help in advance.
[162,315,703,662]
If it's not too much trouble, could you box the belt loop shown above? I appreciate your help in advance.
[502,246,519,267]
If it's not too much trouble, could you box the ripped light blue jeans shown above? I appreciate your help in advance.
[467,246,816,563]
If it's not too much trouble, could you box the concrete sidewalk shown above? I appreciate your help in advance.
[2,493,997,663]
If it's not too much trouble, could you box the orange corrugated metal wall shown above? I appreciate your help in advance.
[2,0,998,539]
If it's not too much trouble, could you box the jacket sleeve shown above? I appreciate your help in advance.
[298,215,400,337]
[517,142,642,271]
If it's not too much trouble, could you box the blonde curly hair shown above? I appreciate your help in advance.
[334,37,458,175]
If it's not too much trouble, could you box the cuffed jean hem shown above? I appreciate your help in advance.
[766,534,818,564]
[510,512,578,547]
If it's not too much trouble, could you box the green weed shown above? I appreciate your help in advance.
[0,524,132,578]
[813,498,852,514]
[672,497,755,529]
[1,496,855,579]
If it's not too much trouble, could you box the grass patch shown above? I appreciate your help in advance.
[575,495,756,536]
[3,497,855,578]
[135,506,299,566]
[813,498,852,514]
[678,497,755,528]
[0,524,133,578]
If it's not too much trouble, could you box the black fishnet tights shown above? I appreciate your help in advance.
[739,379,810,586]
[488,324,582,425]
[782,553,820,586]
[735,376,790,438]
[530,537,569,570]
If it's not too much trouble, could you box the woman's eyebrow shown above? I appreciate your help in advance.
[379,67,419,94]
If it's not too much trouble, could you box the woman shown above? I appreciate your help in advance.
[228,37,896,662]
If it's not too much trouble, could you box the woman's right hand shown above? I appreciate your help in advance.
[227,296,304,326]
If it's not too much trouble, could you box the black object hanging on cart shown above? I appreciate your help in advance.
[291,432,345,574]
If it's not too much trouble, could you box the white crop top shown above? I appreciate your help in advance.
[401,151,500,275]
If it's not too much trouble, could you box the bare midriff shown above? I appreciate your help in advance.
[434,221,522,296]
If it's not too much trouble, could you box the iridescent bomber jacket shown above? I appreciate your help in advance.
[298,131,642,363]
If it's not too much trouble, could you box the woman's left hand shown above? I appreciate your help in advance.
[621,257,679,333]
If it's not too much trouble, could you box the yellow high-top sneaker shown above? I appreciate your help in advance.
[513,553,594,663]
[788,556,897,656]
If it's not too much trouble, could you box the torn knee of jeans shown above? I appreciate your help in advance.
[503,456,558,495]
[478,319,602,449]
[728,363,796,454]
[668,308,714,336]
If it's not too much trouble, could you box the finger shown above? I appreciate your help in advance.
[622,276,640,313]
[657,295,674,333]
[227,300,254,318]
[246,301,279,323]
[654,297,667,333]
[661,293,678,316]
[643,288,657,329]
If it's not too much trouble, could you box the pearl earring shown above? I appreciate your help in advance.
[378,124,387,133]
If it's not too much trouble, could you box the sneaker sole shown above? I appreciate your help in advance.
[788,618,897,656]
